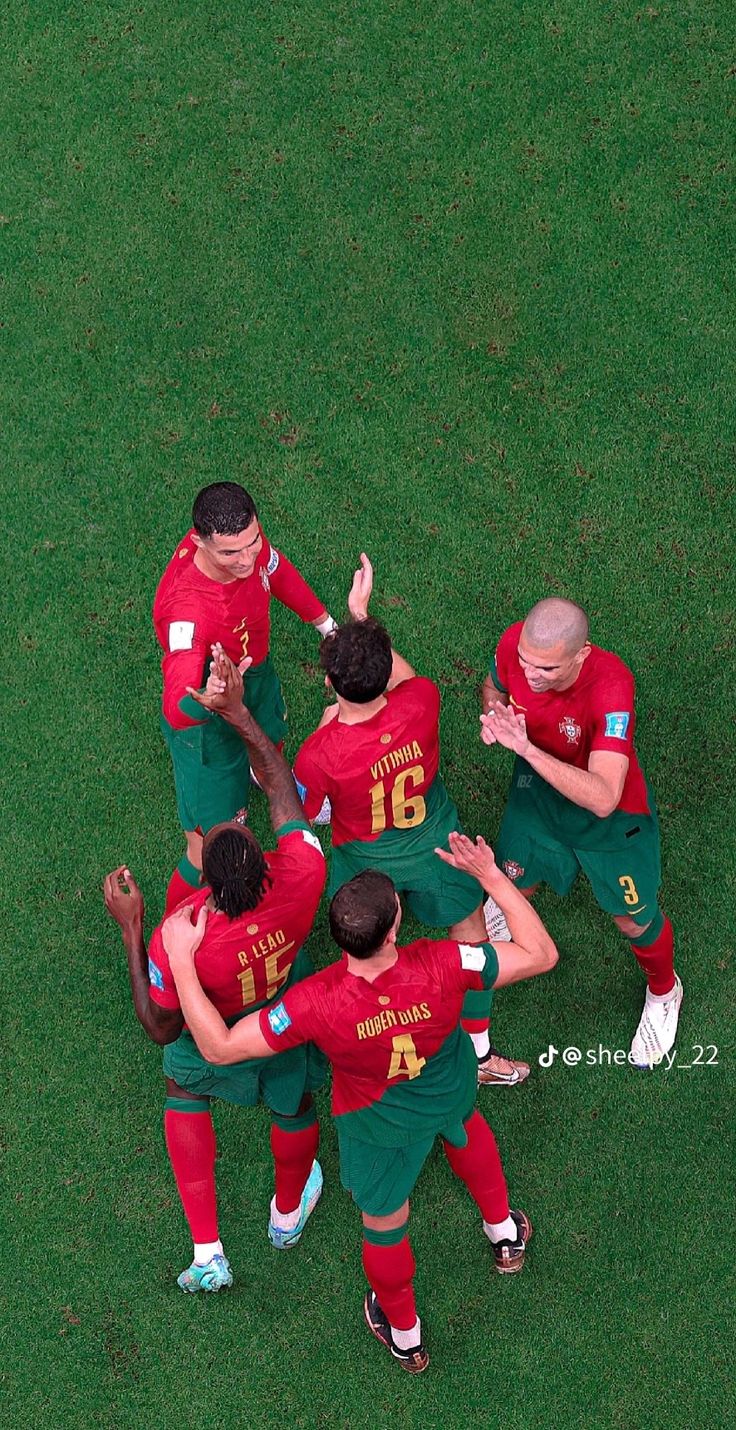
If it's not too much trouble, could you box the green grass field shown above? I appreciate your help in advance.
[3,2,734,1425]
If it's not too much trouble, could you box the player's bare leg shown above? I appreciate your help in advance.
[268,1095,323,1249]
[362,1202,428,1373]
[613,912,683,1068]
[452,904,531,1087]
[443,1110,532,1273]
[163,1078,233,1291]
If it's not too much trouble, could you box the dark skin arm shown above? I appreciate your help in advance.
[189,646,304,832]
[103,866,184,1045]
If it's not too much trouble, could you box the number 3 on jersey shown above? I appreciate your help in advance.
[370,764,426,835]
[388,1034,426,1081]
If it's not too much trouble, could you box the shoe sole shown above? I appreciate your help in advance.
[495,1212,533,1275]
[363,1296,429,1374]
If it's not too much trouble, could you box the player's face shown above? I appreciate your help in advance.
[517,635,587,693]
[197,519,263,580]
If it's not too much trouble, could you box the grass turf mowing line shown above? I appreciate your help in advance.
[2,1,735,1426]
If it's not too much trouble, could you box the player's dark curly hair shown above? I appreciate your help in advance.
[329,870,398,958]
[192,482,258,538]
[202,827,270,918]
[320,619,392,703]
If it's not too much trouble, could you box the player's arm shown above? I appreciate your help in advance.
[188,646,304,830]
[480,706,628,818]
[162,905,274,1065]
[103,868,184,1045]
[347,552,415,688]
[481,674,509,714]
[265,543,336,633]
[435,834,558,984]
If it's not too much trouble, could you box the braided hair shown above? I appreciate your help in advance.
[202,827,270,918]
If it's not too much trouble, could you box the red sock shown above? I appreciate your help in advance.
[443,1110,510,1224]
[631,916,676,995]
[165,866,199,915]
[270,1120,319,1213]
[164,1108,218,1242]
[461,1017,489,1036]
[362,1237,417,1331]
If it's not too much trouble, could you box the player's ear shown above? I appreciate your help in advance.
[191,531,204,550]
[324,675,332,689]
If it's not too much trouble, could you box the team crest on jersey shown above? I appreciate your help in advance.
[604,711,631,739]
[559,715,581,744]
[260,568,271,593]
[268,1002,292,1035]
[503,860,525,881]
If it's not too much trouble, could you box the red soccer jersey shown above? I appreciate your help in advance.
[493,621,649,815]
[147,824,326,1020]
[292,676,442,846]
[259,938,498,1140]
[153,528,325,728]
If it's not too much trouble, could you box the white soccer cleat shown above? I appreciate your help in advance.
[313,796,332,826]
[483,897,512,943]
[630,975,683,1068]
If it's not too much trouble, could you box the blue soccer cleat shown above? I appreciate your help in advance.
[268,1160,323,1249]
[177,1253,233,1293]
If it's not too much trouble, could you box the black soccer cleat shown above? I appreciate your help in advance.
[363,1291,429,1374]
[490,1209,533,1274]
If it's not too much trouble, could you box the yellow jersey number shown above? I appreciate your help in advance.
[387,1034,426,1081]
[237,944,295,1008]
[369,764,427,836]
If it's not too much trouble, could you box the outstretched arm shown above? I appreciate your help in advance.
[162,906,273,1064]
[435,834,558,985]
[347,553,415,688]
[480,706,628,818]
[103,868,183,1045]
[188,646,304,831]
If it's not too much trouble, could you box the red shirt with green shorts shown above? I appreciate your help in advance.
[149,823,328,1114]
[259,937,500,1214]
[492,622,661,918]
[293,677,481,929]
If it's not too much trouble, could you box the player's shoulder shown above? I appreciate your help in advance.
[496,620,524,655]
[152,884,210,943]
[254,529,282,577]
[270,822,326,862]
[388,674,438,706]
[154,531,206,606]
[398,935,454,969]
[587,644,635,689]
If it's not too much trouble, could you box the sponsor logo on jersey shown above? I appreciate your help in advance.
[604,711,631,739]
[268,1002,292,1035]
[459,944,487,971]
[503,860,525,881]
[559,715,581,744]
[148,958,165,991]
[266,547,280,575]
[168,620,195,651]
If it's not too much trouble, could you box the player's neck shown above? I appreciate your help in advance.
[336,695,388,725]
[193,547,238,585]
[346,943,399,982]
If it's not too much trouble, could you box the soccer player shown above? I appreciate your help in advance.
[103,681,327,1291]
[290,554,530,1088]
[160,832,559,1371]
[153,481,337,912]
[481,597,683,1068]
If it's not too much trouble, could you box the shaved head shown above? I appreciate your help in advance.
[522,598,589,655]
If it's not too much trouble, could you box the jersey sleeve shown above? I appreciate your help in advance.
[490,624,519,693]
[258,979,318,1052]
[271,823,327,915]
[588,672,636,757]
[158,605,214,729]
[437,940,500,995]
[147,925,181,1010]
[292,739,329,820]
[394,674,441,720]
[263,542,325,623]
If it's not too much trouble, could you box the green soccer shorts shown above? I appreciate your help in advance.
[329,785,482,929]
[162,654,288,833]
[496,773,662,924]
[163,1027,327,1115]
[337,1107,476,1217]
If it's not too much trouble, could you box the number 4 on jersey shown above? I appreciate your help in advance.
[387,1033,426,1081]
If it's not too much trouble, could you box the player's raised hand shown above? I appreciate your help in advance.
[162,902,208,972]
[347,552,373,621]
[103,865,144,931]
[482,704,530,757]
[187,644,250,714]
[435,832,498,886]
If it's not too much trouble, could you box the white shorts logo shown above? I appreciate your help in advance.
[168,620,195,652]
[459,944,487,972]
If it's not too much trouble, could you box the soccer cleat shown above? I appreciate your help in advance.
[313,796,332,826]
[363,1291,429,1374]
[487,1209,532,1274]
[477,1046,531,1086]
[268,1160,323,1249]
[177,1253,233,1293]
[483,897,512,943]
[630,975,683,1069]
